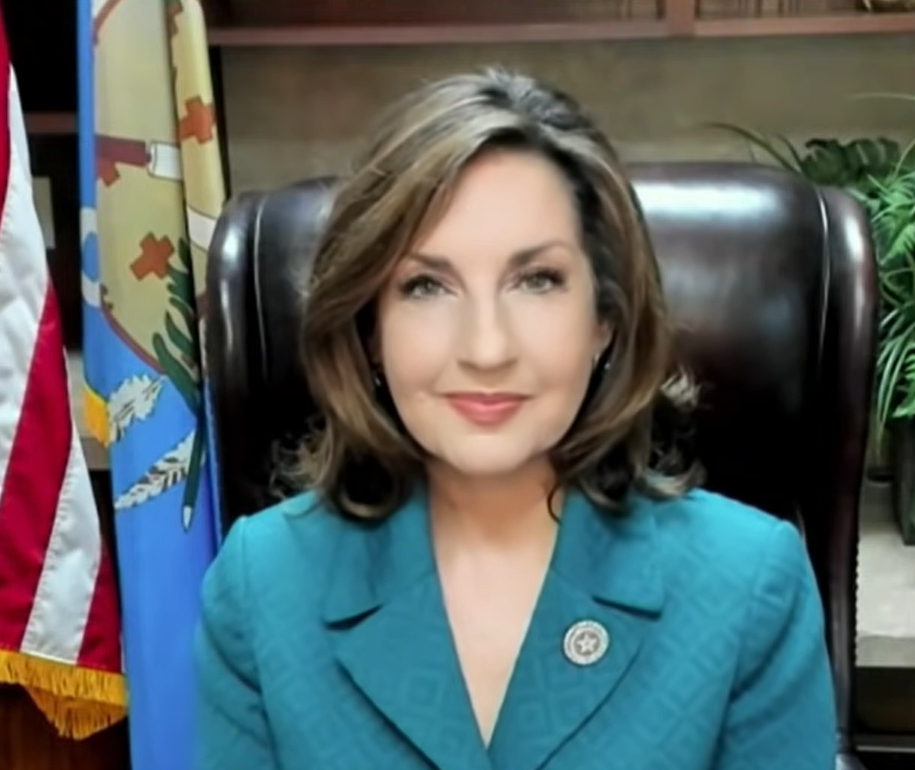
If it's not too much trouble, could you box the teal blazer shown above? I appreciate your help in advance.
[193,487,837,770]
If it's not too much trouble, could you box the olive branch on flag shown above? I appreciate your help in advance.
[113,237,206,530]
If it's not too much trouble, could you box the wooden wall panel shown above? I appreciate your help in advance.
[0,686,129,770]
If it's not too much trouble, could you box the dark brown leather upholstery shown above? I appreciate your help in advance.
[204,162,877,770]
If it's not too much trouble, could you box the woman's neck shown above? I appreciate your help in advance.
[425,459,560,550]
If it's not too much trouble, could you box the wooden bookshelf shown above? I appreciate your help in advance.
[207,19,671,46]
[202,0,915,46]
[203,0,672,45]
[23,111,77,136]
[695,11,915,37]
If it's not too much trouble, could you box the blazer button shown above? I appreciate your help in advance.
[563,619,610,666]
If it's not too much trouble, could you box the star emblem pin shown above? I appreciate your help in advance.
[563,619,610,666]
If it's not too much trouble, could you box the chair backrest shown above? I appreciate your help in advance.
[204,161,878,750]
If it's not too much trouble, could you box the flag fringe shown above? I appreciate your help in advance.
[0,648,126,739]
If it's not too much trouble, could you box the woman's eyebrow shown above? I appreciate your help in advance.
[406,239,575,272]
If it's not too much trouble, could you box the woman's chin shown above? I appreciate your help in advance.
[428,441,545,481]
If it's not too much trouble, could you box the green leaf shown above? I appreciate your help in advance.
[897,137,915,174]
[701,122,801,172]
[169,293,196,330]
[857,137,899,167]
[176,237,194,272]
[164,312,197,368]
[773,134,806,171]
[166,261,193,304]
[152,332,201,416]
[871,170,915,435]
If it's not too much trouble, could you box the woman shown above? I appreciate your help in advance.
[194,68,836,770]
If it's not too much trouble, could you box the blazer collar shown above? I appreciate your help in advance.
[322,484,665,625]
[321,484,666,770]
[322,484,435,625]
[551,488,665,614]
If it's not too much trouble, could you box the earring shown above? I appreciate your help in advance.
[372,368,385,390]
[592,350,611,374]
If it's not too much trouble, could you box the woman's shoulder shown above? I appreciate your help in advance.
[230,489,343,553]
[634,487,813,600]
[202,490,346,609]
[642,486,788,538]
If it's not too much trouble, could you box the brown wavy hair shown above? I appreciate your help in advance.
[296,67,703,519]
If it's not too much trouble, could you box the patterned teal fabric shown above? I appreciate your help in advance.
[193,486,836,770]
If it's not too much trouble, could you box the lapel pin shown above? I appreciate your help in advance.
[563,619,610,666]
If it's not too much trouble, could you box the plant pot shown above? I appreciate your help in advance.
[890,418,915,545]
[866,422,893,481]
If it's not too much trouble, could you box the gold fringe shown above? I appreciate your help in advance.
[82,384,110,447]
[0,649,127,739]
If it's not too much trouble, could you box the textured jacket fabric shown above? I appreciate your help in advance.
[193,486,836,770]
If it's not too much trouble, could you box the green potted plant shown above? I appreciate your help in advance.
[863,166,915,545]
[708,107,915,543]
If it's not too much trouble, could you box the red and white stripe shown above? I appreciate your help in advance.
[0,16,121,682]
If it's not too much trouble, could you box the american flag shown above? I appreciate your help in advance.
[0,7,125,738]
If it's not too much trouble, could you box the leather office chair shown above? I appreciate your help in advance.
[204,162,878,770]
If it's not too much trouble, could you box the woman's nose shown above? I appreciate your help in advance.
[456,296,516,370]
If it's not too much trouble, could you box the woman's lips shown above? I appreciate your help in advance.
[445,393,527,426]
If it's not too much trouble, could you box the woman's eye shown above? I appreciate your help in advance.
[518,269,565,293]
[398,274,446,299]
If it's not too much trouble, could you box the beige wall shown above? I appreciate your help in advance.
[220,34,915,193]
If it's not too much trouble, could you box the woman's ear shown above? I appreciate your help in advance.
[594,323,614,362]
[367,329,382,369]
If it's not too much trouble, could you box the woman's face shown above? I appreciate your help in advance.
[376,149,611,480]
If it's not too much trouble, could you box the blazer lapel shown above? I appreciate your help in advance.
[488,490,666,770]
[322,487,492,770]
